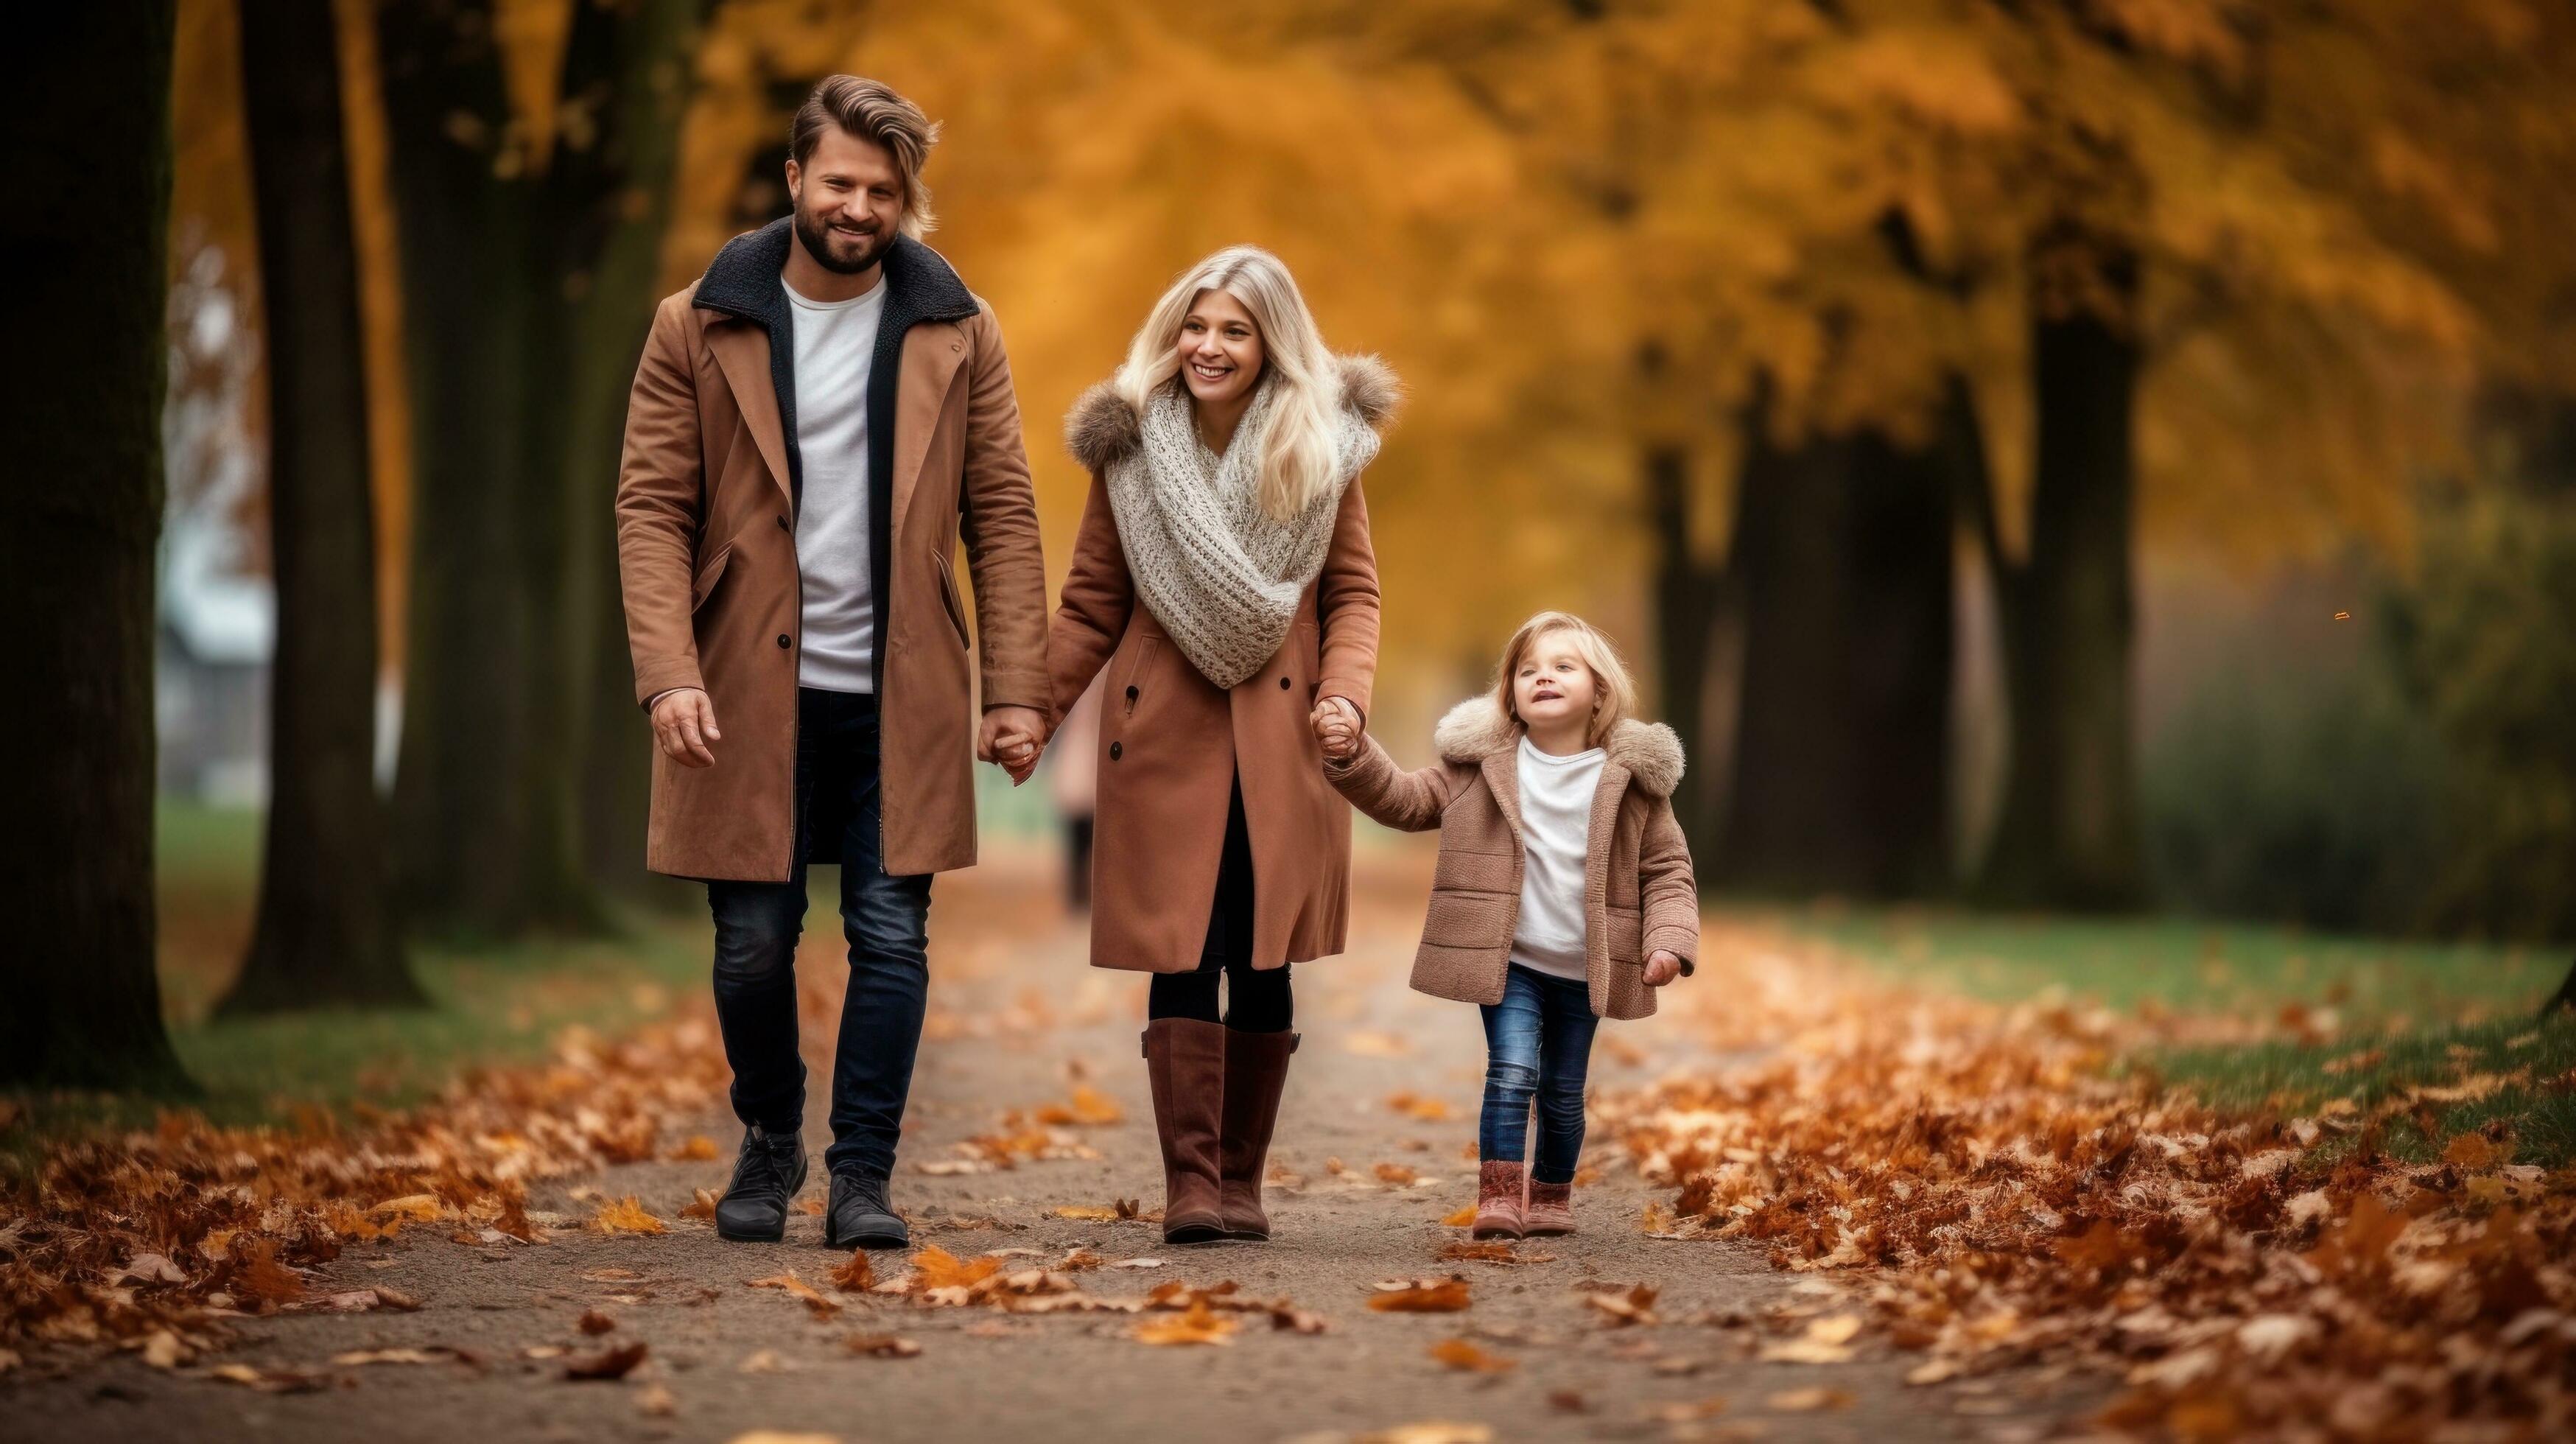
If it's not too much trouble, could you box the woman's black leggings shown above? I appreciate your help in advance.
[1146,777,1293,1033]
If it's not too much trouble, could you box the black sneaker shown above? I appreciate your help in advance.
[824,1169,910,1250]
[713,1124,807,1242]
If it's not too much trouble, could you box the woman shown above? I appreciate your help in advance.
[1044,246,1395,1244]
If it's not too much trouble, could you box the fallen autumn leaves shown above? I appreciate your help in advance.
[0,1017,729,1375]
[1597,928,2576,1437]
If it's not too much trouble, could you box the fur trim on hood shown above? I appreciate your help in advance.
[1429,695,1686,799]
[1063,353,1402,474]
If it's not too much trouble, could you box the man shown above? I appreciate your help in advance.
[615,76,1050,1249]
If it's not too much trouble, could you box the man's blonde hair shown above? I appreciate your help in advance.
[790,75,939,237]
[1491,611,1640,749]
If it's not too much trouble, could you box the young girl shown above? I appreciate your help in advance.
[1315,612,1697,1237]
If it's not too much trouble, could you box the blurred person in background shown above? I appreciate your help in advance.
[1025,246,1396,1245]
[614,76,1049,1253]
[1049,676,1103,910]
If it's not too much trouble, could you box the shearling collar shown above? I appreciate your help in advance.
[1062,353,1401,474]
[692,217,977,331]
[1429,695,1686,799]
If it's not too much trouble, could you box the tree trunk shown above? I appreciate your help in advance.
[378,0,705,940]
[1723,390,1957,898]
[564,0,712,911]
[1979,238,2146,909]
[224,0,424,1013]
[0,4,192,1088]
[1646,442,1728,863]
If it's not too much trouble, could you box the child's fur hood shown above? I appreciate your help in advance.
[1062,353,1402,474]
[1429,695,1686,799]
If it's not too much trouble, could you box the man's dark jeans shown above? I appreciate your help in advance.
[707,687,932,1182]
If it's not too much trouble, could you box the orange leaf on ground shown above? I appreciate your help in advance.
[1584,1283,1658,1326]
[579,1308,617,1334]
[1429,1337,1515,1373]
[750,1269,843,1318]
[908,1244,1003,1291]
[680,1188,719,1223]
[1373,1163,1419,1185]
[1385,1090,1455,1121]
[1441,1204,1478,1227]
[828,1250,877,1293]
[589,1197,667,1236]
[1439,1241,1553,1265]
[1132,1299,1238,1346]
[228,1238,307,1306]
[843,1333,922,1358]
[1369,1277,1472,1313]
[1035,1084,1124,1126]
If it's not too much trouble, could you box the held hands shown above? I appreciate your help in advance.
[1643,951,1683,987]
[978,705,1050,786]
[1310,695,1362,763]
[650,687,721,768]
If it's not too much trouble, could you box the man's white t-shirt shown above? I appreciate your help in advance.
[1510,735,1606,983]
[785,274,887,693]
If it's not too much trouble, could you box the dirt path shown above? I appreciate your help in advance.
[4,848,2104,1443]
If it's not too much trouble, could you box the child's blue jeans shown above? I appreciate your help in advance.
[1477,963,1600,1185]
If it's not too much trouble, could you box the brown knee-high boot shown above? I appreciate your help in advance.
[1216,1029,1297,1241]
[1143,1018,1227,1244]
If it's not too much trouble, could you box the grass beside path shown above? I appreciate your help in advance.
[2151,1013,2576,1167]
[1780,902,2576,1166]
[1788,905,2554,1023]
[4,806,713,1166]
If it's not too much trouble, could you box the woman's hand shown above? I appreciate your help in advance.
[1643,951,1683,986]
[1310,695,1361,763]
[979,706,1050,785]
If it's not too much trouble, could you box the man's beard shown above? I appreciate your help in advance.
[792,205,886,276]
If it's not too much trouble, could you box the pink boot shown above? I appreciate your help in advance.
[1472,1160,1526,1239]
[1523,1178,1576,1236]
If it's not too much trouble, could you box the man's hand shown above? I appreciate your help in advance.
[650,687,721,768]
[978,705,1050,785]
[1643,950,1683,987]
[1310,695,1361,763]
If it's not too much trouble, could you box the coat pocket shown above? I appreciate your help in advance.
[1604,904,1644,964]
[933,550,969,650]
[1423,889,1515,950]
[690,544,734,613]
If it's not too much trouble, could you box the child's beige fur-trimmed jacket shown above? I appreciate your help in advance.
[1324,696,1699,1020]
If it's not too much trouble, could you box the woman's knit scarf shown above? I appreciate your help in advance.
[1103,376,1380,690]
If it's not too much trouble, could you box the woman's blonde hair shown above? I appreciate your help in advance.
[1115,246,1341,522]
[1492,611,1640,749]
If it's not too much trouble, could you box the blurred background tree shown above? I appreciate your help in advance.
[3,4,193,1087]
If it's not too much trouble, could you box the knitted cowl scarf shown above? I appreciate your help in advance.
[1101,374,1383,690]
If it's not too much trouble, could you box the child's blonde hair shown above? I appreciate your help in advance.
[1492,611,1640,749]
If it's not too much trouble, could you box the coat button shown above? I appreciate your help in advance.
[1280,676,1291,690]
[776,634,791,649]
[1109,741,1123,761]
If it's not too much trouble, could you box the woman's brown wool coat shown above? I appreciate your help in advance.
[1326,697,1701,1021]
[1047,355,1399,974]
